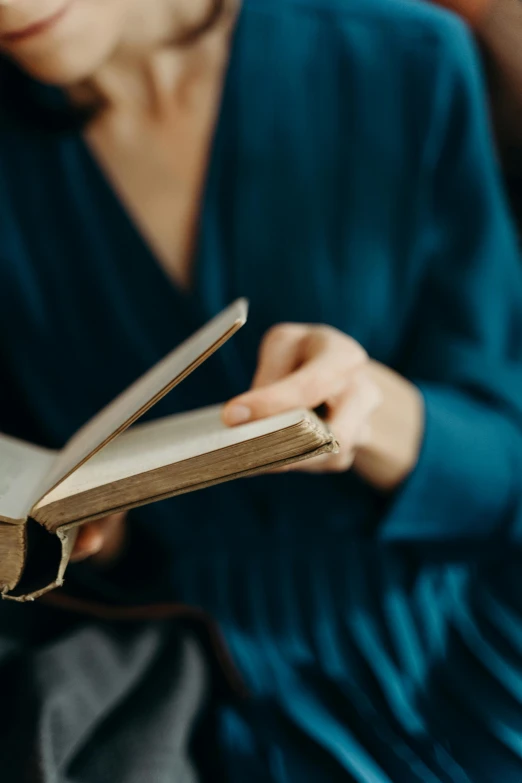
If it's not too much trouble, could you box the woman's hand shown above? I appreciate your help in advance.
[222,324,424,490]
[70,512,126,565]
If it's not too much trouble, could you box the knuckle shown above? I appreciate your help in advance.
[317,325,366,353]
[346,339,368,366]
[263,323,300,344]
[303,325,334,352]
[314,324,335,341]
[262,324,283,344]
[314,327,368,370]
[258,323,302,360]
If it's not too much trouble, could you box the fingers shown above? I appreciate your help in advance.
[223,325,367,425]
[251,324,308,389]
[331,375,383,450]
[296,375,382,473]
[223,322,381,477]
[71,512,126,564]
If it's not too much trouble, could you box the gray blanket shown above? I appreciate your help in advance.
[0,599,209,783]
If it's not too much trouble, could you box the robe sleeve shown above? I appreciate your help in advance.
[379,19,522,544]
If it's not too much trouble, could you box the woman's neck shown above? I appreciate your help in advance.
[68,0,237,117]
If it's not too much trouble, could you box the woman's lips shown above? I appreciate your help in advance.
[0,4,70,44]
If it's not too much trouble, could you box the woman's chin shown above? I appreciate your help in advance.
[0,13,119,87]
[4,43,111,86]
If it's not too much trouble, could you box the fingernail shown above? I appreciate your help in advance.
[224,404,251,426]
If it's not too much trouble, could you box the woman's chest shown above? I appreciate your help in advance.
[0,120,417,445]
[84,83,223,293]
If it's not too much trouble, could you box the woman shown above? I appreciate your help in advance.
[1,0,522,781]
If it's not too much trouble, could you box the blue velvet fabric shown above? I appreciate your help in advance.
[2,1,522,779]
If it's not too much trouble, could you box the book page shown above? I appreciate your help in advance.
[36,405,317,504]
[0,434,56,522]
[39,299,248,499]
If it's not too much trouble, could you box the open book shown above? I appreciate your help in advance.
[0,300,337,601]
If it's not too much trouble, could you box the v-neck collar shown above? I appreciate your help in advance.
[74,0,248,330]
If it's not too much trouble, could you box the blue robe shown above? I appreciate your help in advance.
[1,0,522,779]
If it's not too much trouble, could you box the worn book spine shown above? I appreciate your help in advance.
[0,521,27,592]
[2,523,78,602]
